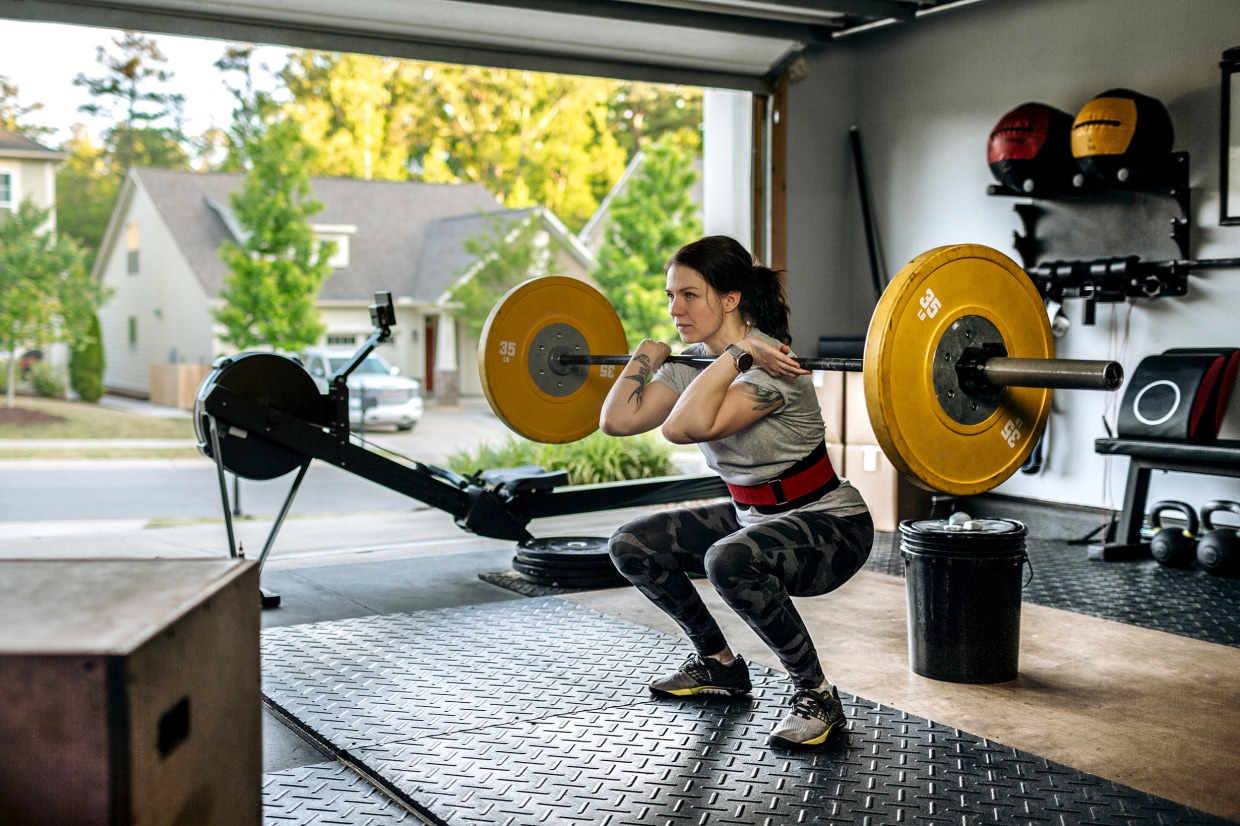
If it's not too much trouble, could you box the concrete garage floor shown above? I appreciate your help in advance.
[241,501,1240,824]
[6,492,1237,822]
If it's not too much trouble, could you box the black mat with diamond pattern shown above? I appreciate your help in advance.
[260,597,1230,826]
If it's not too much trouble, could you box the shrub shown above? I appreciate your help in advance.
[447,431,677,486]
[70,315,106,402]
[29,361,67,399]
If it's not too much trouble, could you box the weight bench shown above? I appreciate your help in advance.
[1089,437,1240,560]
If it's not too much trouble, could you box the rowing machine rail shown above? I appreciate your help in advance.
[194,292,728,569]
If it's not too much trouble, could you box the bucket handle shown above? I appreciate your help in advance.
[1022,550,1034,588]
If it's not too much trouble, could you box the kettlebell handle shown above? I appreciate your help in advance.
[1149,500,1199,536]
[1200,500,1240,533]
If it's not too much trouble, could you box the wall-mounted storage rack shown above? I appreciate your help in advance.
[983,152,1233,322]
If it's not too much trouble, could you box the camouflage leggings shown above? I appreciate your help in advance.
[608,502,873,689]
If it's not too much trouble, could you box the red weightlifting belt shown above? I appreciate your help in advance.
[726,442,838,508]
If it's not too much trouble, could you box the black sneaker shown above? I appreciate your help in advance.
[649,653,752,698]
[768,685,846,747]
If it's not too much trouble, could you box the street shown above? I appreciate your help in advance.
[0,402,516,523]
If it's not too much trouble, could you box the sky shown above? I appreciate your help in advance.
[1,18,290,146]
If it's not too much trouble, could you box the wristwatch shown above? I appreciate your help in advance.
[725,343,754,372]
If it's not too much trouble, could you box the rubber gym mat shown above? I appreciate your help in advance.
[260,598,1229,826]
[263,762,421,824]
[865,532,1240,648]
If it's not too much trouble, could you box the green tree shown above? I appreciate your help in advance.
[69,313,106,402]
[60,32,189,265]
[0,200,105,408]
[280,51,421,181]
[73,31,190,173]
[277,54,631,230]
[55,125,119,265]
[605,82,702,158]
[213,43,282,172]
[414,65,627,231]
[447,212,565,341]
[593,137,702,347]
[213,118,334,352]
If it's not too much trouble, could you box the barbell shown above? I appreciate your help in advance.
[477,243,1125,496]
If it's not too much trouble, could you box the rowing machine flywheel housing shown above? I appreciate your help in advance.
[194,353,326,480]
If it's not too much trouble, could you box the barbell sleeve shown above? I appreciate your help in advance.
[554,353,1123,391]
[980,357,1123,390]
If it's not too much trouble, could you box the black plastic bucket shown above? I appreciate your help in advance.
[900,517,1028,684]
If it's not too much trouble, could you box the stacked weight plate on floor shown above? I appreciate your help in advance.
[513,536,630,589]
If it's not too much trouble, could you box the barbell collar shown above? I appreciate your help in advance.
[556,352,1122,391]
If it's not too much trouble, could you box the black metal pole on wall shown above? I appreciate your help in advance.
[850,125,884,303]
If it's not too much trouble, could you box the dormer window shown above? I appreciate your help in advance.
[312,223,357,269]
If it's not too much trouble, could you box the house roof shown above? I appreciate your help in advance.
[415,209,528,303]
[130,168,508,302]
[0,126,64,159]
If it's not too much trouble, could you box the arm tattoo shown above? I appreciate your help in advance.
[626,354,653,405]
[741,382,784,411]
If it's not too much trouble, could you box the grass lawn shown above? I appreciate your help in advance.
[0,397,199,458]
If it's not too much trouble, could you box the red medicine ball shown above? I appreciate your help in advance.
[987,102,1076,193]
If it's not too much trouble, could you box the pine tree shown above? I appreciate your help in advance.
[73,31,189,172]
[70,314,106,402]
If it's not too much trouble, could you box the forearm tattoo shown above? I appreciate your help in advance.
[741,382,783,411]
[626,354,653,404]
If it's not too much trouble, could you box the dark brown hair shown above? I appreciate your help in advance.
[666,235,791,344]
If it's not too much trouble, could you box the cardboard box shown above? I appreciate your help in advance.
[844,372,876,446]
[814,371,846,444]
[0,559,262,826]
[827,441,844,478]
[843,443,936,532]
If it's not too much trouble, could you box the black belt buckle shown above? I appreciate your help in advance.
[769,479,787,505]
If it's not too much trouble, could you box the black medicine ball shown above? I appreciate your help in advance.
[1071,88,1174,184]
[987,102,1076,193]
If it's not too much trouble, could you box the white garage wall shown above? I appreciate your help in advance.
[783,0,1240,511]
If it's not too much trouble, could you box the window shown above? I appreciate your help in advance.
[128,316,137,348]
[326,334,357,346]
[126,222,140,275]
[319,233,350,268]
[0,172,12,211]
[312,224,357,269]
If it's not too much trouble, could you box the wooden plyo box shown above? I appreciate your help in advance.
[0,559,261,826]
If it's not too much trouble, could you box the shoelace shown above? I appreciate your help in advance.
[681,654,713,680]
[789,689,831,721]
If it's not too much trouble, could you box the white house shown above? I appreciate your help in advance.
[0,125,62,219]
[0,125,68,377]
[93,168,597,405]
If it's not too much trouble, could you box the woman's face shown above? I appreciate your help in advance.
[665,263,723,344]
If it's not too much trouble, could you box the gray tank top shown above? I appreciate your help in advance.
[653,330,868,523]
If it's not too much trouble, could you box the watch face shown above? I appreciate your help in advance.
[728,345,753,371]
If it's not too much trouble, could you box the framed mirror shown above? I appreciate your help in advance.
[1223,47,1240,225]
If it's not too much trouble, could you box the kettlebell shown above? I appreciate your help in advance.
[1148,500,1198,568]
[1196,500,1240,577]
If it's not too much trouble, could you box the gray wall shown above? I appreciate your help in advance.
[783,0,1240,510]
